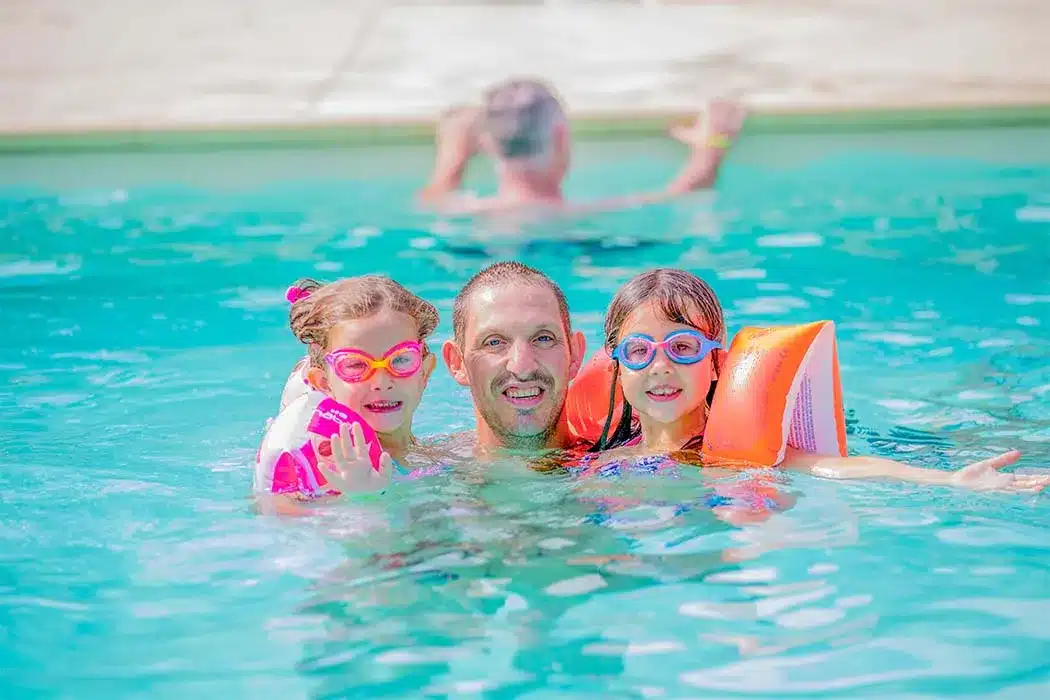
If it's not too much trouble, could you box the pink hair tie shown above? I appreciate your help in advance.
[286,285,311,304]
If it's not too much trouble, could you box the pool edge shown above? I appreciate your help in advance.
[2,103,1049,154]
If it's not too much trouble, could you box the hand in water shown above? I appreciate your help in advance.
[669,100,747,148]
[951,450,1048,493]
[317,422,393,495]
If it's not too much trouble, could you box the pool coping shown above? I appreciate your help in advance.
[2,102,1049,154]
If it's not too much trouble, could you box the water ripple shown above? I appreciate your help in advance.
[3,133,1050,697]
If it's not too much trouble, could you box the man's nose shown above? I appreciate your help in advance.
[506,338,540,376]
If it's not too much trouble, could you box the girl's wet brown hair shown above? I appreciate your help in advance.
[591,268,726,451]
[288,276,439,367]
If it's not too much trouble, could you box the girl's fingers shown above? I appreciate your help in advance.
[1010,478,1048,493]
[377,452,394,480]
[351,422,368,460]
[369,452,394,492]
[337,422,352,464]
[317,460,344,489]
[986,450,1022,471]
[958,449,1022,478]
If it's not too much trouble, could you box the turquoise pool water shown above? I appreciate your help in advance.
[2,127,1049,698]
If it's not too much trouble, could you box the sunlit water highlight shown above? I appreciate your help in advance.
[1,128,1049,698]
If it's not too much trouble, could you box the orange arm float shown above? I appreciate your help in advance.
[565,348,624,447]
[565,321,848,467]
[701,321,848,467]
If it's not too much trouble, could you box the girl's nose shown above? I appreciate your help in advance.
[369,370,395,391]
[648,352,674,375]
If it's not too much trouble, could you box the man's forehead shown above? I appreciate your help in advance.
[473,281,557,307]
[466,282,562,336]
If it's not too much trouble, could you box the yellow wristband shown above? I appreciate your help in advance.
[705,133,732,150]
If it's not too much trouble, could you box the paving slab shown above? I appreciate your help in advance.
[0,0,1047,136]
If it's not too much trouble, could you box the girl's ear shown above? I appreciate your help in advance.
[711,348,726,381]
[421,352,437,384]
[306,365,330,394]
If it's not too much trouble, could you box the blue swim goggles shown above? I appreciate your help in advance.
[611,329,723,371]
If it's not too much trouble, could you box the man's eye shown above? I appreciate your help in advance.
[483,337,505,348]
[535,334,556,345]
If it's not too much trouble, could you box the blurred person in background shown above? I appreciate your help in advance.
[416,77,746,215]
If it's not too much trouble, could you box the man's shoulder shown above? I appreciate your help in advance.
[419,430,477,459]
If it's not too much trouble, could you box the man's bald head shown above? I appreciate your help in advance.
[481,78,566,161]
[452,261,571,347]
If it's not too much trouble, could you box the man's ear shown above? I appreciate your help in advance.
[306,365,330,394]
[442,340,470,387]
[567,330,587,382]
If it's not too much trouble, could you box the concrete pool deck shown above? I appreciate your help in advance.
[1,0,1048,143]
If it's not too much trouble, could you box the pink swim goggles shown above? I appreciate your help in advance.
[325,341,424,383]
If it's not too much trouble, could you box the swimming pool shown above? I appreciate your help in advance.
[2,125,1049,698]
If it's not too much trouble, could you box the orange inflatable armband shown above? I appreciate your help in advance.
[565,349,625,447]
[565,320,848,466]
[701,321,848,467]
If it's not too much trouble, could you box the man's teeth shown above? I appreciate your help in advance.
[505,387,542,399]
[648,387,679,396]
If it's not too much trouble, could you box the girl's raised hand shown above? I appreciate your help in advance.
[317,422,393,495]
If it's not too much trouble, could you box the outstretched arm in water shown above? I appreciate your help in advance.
[781,448,1049,494]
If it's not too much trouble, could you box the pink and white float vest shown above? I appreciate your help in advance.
[254,385,382,498]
